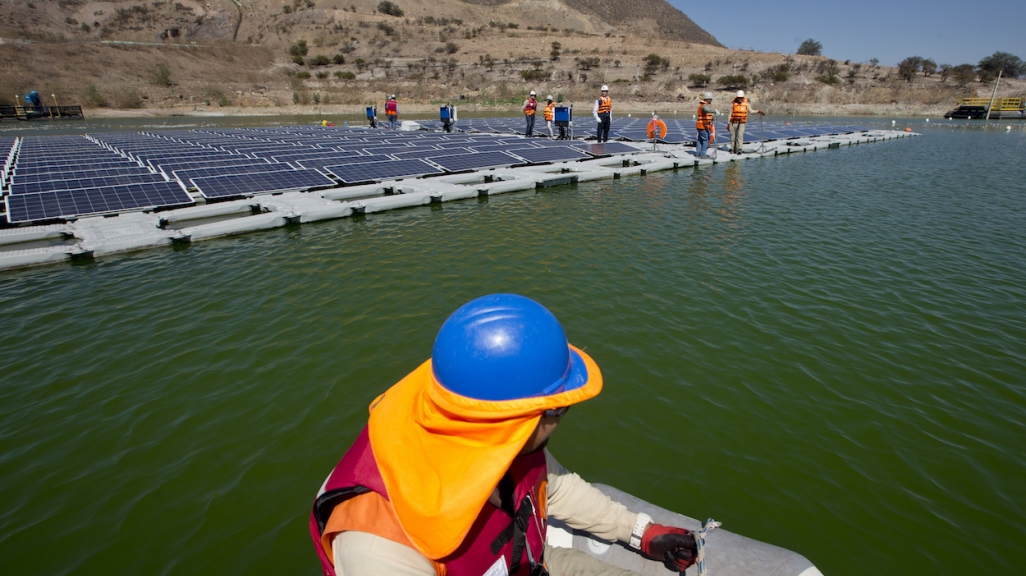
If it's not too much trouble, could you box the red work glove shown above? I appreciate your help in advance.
[641,523,698,572]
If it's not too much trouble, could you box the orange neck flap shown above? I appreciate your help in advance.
[366,345,602,559]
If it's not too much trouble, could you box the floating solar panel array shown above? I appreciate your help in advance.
[3,125,652,224]
[3,135,195,224]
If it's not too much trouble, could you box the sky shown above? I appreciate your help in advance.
[668,0,1026,67]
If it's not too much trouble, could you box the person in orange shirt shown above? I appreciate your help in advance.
[310,294,699,576]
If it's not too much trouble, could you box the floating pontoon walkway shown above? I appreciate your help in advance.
[0,126,917,271]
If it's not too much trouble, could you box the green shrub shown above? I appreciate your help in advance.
[311,54,330,66]
[84,85,107,107]
[761,63,790,83]
[334,71,356,80]
[377,22,395,36]
[717,74,748,89]
[643,53,670,75]
[293,55,305,65]
[519,69,548,82]
[218,97,232,106]
[296,71,311,79]
[444,41,459,55]
[289,39,308,57]
[688,73,712,87]
[316,71,328,79]
[815,74,840,85]
[150,64,172,87]
[333,54,345,65]
[377,1,403,16]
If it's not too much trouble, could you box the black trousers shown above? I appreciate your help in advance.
[597,113,611,142]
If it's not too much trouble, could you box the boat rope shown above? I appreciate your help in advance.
[693,518,722,576]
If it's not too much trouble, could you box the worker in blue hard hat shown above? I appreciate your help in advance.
[310,294,698,576]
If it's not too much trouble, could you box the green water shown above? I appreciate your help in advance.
[2,121,1025,575]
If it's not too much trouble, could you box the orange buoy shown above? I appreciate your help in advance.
[647,118,668,139]
[904,127,912,132]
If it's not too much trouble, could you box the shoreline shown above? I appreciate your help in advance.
[77,102,956,120]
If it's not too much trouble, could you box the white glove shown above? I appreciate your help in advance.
[595,117,601,123]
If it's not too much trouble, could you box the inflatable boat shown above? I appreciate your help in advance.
[547,485,824,576]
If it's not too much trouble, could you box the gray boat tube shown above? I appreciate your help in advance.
[546,484,823,576]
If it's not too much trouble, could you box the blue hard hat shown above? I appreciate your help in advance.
[432,294,589,401]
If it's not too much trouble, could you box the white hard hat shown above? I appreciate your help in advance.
[601,85,609,91]
[703,92,713,100]
[390,94,396,99]
[737,90,745,98]
[530,90,536,96]
[546,95,554,101]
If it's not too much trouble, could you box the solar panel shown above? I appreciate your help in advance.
[571,142,640,156]
[507,147,590,164]
[324,159,444,184]
[191,169,336,199]
[425,151,521,172]
[10,166,155,185]
[172,163,294,185]
[5,182,194,223]
[9,173,167,195]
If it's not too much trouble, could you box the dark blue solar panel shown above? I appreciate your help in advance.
[173,164,293,185]
[425,151,521,172]
[11,166,155,184]
[507,147,590,163]
[156,158,274,174]
[191,169,336,199]
[9,173,167,195]
[295,154,393,170]
[5,182,194,223]
[390,148,456,160]
[571,142,640,156]
[324,159,444,183]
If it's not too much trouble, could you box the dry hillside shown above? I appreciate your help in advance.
[0,0,1021,117]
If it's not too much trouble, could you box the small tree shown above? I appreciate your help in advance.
[898,56,923,82]
[688,73,712,87]
[978,51,1025,79]
[377,1,403,17]
[797,39,822,56]
[921,58,937,77]
[643,53,670,75]
[949,64,977,87]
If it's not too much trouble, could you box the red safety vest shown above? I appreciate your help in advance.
[597,96,612,115]
[525,99,537,116]
[385,99,398,115]
[730,98,749,124]
[696,103,713,130]
[310,427,549,576]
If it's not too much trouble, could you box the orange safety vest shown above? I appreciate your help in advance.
[597,96,611,115]
[524,99,537,116]
[544,102,555,121]
[730,98,749,124]
[696,103,713,130]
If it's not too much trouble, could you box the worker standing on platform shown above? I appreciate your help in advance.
[727,90,764,155]
[695,92,715,158]
[594,85,612,142]
[310,293,700,576]
[544,95,556,138]
[524,91,538,137]
[385,95,399,130]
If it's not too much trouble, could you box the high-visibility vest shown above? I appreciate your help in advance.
[597,96,611,115]
[524,99,537,116]
[385,99,398,115]
[544,102,555,121]
[730,98,749,123]
[696,103,713,130]
[310,427,549,576]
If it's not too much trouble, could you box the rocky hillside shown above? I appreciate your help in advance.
[0,0,1019,116]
